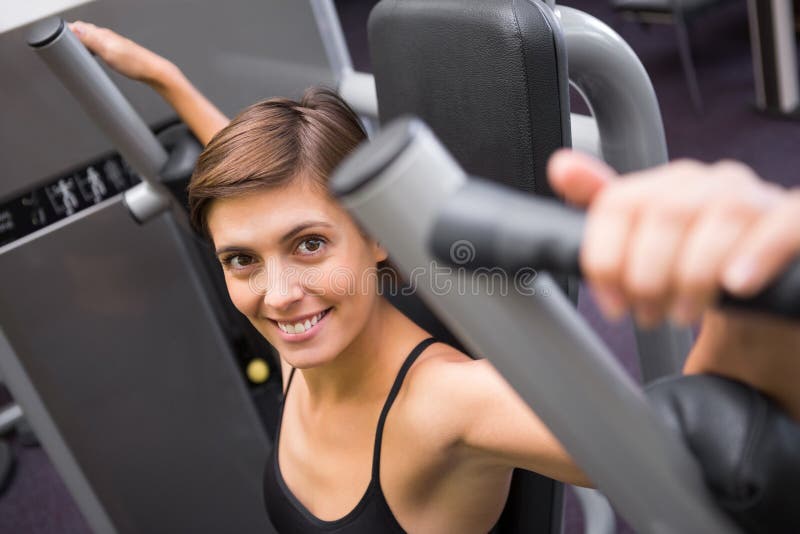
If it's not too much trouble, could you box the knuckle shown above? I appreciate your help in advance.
[593,187,621,210]
[637,198,697,232]
[711,194,758,219]
[581,255,619,287]
[623,268,663,301]
[647,198,694,225]
[711,160,758,185]
[595,185,639,215]
[670,159,706,177]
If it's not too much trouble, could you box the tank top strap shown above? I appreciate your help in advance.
[371,337,437,478]
[284,367,298,396]
[276,367,297,426]
[273,367,297,452]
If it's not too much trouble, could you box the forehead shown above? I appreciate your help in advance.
[206,180,348,246]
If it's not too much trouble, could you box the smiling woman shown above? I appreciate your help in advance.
[185,86,589,533]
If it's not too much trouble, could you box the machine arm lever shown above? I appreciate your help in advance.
[27,17,170,222]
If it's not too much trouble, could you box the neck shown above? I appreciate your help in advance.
[299,298,418,408]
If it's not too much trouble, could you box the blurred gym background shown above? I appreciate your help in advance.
[1,1,797,532]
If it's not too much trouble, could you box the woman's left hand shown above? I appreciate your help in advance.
[547,149,800,327]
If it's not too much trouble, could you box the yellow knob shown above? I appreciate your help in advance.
[247,358,270,384]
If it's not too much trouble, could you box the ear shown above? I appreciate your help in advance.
[372,240,389,263]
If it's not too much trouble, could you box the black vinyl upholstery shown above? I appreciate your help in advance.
[369,0,570,196]
[368,1,571,532]
[647,374,800,534]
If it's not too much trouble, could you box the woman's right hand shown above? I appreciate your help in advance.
[67,21,229,145]
[69,21,176,88]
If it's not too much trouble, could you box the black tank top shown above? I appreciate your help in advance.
[263,338,437,533]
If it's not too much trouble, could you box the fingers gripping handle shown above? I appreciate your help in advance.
[431,183,800,320]
[718,261,800,319]
[27,18,170,221]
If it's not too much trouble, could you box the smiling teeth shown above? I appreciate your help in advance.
[278,310,327,334]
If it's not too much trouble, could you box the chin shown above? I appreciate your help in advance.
[281,345,339,369]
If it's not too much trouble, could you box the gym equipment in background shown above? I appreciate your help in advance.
[746,0,800,118]
[0,17,274,534]
[0,1,369,531]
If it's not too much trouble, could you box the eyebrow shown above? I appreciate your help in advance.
[280,221,333,244]
[214,220,333,256]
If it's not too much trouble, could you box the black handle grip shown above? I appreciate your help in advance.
[718,259,800,319]
[430,179,800,320]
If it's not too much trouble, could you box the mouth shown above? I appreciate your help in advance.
[272,307,332,337]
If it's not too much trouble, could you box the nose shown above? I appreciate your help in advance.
[252,260,304,312]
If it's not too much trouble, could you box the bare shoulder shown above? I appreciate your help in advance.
[407,343,494,393]
[395,342,499,445]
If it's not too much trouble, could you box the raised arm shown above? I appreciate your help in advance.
[69,21,229,145]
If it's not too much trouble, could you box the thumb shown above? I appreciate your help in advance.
[547,149,617,207]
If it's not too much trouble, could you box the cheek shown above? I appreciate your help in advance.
[225,276,260,316]
[339,253,382,309]
[302,264,356,299]
[298,256,377,304]
[297,264,329,296]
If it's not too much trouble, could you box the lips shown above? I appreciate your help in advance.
[272,307,332,336]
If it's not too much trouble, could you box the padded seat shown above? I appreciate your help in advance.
[647,374,800,534]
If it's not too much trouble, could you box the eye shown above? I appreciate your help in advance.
[220,254,256,271]
[296,237,326,256]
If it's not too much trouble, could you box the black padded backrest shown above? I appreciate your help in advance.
[368,0,570,196]
[368,2,570,533]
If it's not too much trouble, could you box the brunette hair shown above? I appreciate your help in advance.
[188,86,367,236]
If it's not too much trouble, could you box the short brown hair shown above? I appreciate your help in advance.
[188,86,367,235]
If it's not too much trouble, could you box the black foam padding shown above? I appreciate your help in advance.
[646,374,800,534]
[369,0,570,197]
[368,2,570,532]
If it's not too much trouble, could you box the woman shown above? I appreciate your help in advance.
[70,20,800,533]
[69,21,589,533]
